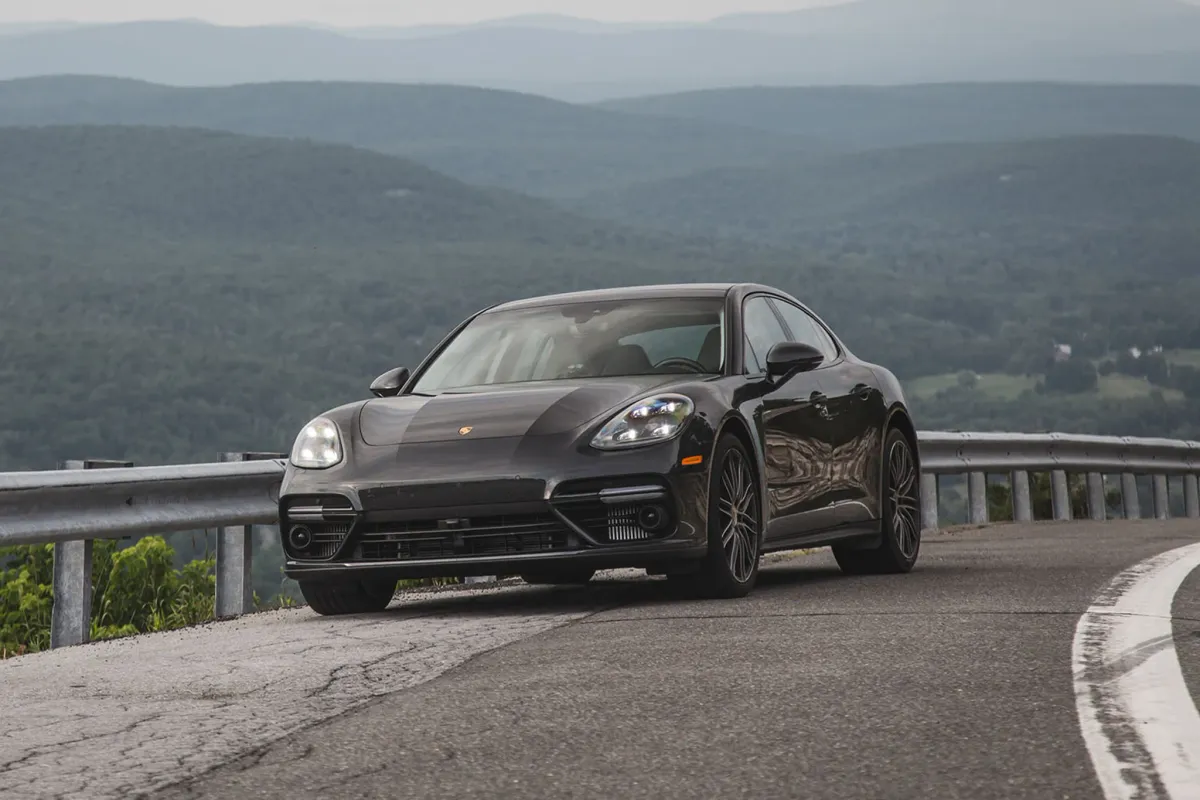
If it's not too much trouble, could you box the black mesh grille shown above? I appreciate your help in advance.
[356,513,570,561]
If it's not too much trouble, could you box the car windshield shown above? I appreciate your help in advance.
[412,296,726,393]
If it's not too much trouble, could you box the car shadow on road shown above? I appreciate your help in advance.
[351,556,853,621]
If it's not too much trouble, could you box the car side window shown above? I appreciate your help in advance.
[742,296,789,374]
[771,299,839,363]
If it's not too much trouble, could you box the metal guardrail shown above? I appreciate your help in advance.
[0,453,286,649]
[2,432,1199,649]
[918,432,1200,528]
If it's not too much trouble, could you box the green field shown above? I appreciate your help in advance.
[1166,349,1200,369]
[907,372,1184,402]
[908,373,1036,401]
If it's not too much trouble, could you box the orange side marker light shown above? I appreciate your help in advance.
[681,455,703,466]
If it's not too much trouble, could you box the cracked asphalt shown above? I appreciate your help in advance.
[0,584,603,799]
[4,520,1200,799]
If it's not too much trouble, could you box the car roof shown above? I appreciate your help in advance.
[487,283,774,313]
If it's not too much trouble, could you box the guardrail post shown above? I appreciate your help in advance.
[968,472,988,524]
[1051,470,1072,521]
[1086,473,1106,521]
[50,458,133,649]
[1011,470,1032,522]
[1153,474,1171,520]
[1186,475,1200,519]
[1120,473,1141,519]
[920,472,938,530]
[215,451,285,618]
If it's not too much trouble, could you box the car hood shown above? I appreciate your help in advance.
[357,376,692,446]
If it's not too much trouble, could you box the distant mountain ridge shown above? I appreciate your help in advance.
[1,1,1199,100]
[0,76,812,197]
[599,83,1200,148]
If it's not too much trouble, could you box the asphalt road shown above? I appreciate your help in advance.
[137,519,1200,800]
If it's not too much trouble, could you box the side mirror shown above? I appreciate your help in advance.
[766,342,824,378]
[369,367,410,398]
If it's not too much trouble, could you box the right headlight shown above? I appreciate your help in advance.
[590,394,695,450]
[290,417,343,469]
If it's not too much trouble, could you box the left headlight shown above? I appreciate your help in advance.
[591,394,695,451]
[290,417,343,469]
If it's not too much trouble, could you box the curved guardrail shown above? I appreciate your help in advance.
[2,432,1199,649]
[918,431,1200,528]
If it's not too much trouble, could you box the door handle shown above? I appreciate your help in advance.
[810,391,828,403]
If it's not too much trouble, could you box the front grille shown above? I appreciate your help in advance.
[282,495,355,560]
[356,513,570,561]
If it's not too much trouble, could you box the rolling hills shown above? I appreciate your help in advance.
[575,135,1200,259]
[13,78,1200,202]
[599,83,1200,149]
[1,0,1199,100]
[0,125,604,245]
[0,76,809,197]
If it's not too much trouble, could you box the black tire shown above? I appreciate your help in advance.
[833,426,921,575]
[299,577,397,616]
[520,568,596,585]
[686,432,762,599]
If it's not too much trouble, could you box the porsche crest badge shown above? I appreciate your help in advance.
[458,426,473,436]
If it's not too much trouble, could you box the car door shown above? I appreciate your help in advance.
[769,298,887,526]
[740,295,835,541]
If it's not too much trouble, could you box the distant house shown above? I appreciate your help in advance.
[1053,343,1073,363]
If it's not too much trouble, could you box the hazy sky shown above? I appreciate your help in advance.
[0,1,847,27]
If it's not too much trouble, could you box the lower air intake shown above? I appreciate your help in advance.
[606,505,652,543]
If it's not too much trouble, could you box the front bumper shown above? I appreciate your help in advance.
[278,436,713,582]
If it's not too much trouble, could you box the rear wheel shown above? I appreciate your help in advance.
[833,426,921,575]
[520,568,596,586]
[299,577,397,616]
[685,433,761,599]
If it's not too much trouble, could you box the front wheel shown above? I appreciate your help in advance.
[833,426,921,575]
[686,433,762,599]
[299,577,397,616]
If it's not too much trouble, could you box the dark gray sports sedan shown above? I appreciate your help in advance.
[279,283,921,615]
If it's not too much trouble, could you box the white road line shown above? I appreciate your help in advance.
[1073,541,1200,800]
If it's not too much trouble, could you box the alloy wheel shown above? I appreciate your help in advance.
[888,438,920,560]
[718,447,760,583]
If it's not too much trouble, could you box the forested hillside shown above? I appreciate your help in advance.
[575,134,1200,415]
[3,125,1199,481]
[576,135,1200,239]
[0,125,830,470]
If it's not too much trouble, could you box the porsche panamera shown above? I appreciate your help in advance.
[279,283,922,615]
